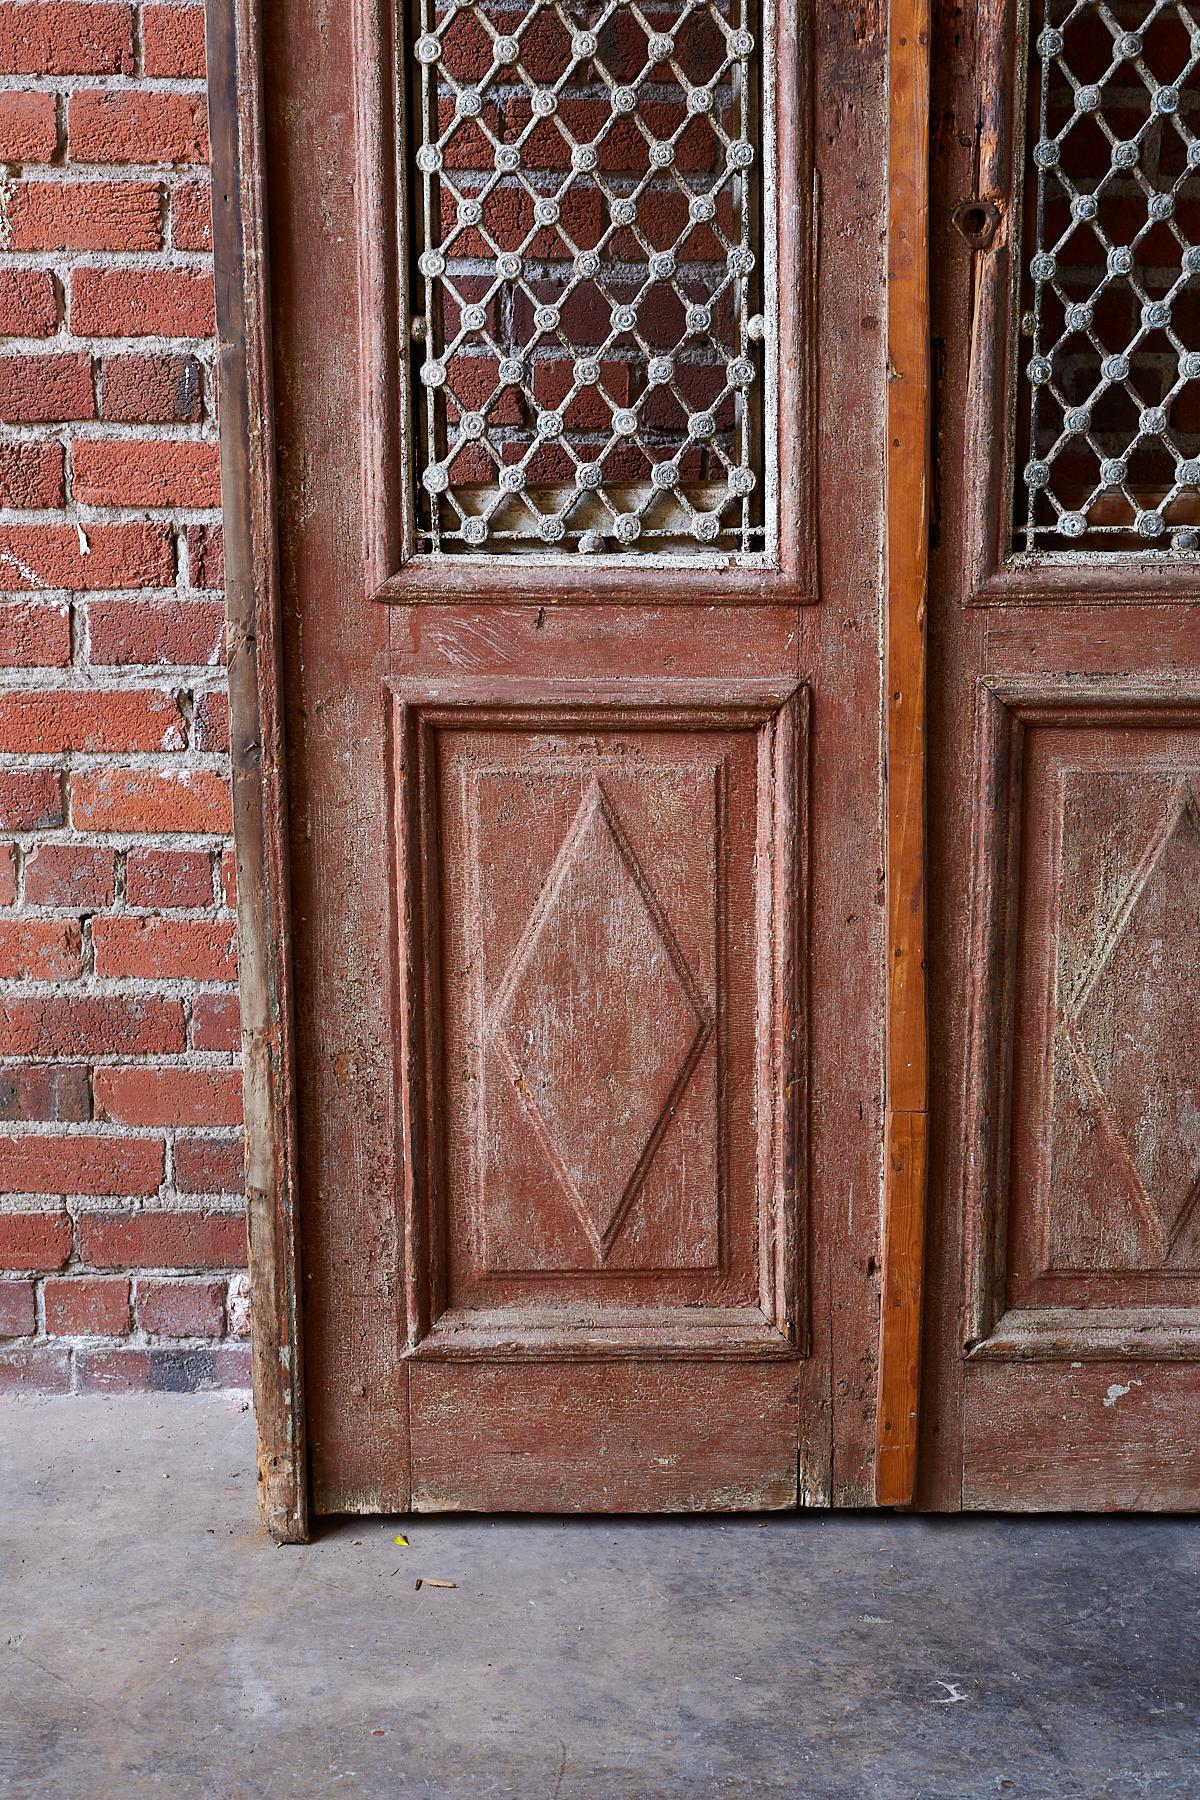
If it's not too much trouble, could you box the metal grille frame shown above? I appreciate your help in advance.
[394,0,788,568]
[1011,0,1200,561]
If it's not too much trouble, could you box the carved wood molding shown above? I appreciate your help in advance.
[962,678,1200,1365]
[390,679,809,1362]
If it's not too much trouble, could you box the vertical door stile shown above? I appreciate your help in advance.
[876,0,932,1506]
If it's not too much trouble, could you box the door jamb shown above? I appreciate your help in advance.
[207,0,309,1543]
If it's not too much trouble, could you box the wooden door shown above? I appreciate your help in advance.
[926,0,1200,1509]
[220,0,891,1519]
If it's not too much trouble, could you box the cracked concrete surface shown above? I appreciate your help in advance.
[1,1394,1198,1798]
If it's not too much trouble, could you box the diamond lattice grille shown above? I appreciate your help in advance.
[408,0,771,557]
[1015,0,1200,552]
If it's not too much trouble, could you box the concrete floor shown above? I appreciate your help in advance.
[1,1398,1197,1800]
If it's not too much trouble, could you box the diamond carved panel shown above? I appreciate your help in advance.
[393,686,805,1353]
[1053,778,1200,1264]
[490,778,713,1258]
[966,702,1200,1359]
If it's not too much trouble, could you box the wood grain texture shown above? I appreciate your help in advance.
[390,683,806,1374]
[876,1109,927,1503]
[876,0,931,1505]
[409,1361,801,1513]
[961,688,1200,1360]
[206,0,308,1543]
[215,0,890,1519]
[963,1361,1200,1511]
[924,0,1200,1511]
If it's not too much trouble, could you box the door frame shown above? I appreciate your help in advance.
[206,0,932,1541]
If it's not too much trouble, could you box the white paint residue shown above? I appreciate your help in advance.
[1103,1380,1141,1407]
[77,524,91,556]
[933,1681,969,1705]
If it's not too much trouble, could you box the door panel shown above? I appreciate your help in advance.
[393,683,805,1351]
[255,0,889,1513]
[927,0,1200,1509]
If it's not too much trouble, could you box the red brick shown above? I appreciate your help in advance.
[0,443,65,511]
[0,522,171,591]
[73,437,220,507]
[80,1208,244,1270]
[136,1275,224,1336]
[0,353,93,422]
[214,1343,252,1384]
[0,1134,162,1197]
[142,3,206,77]
[6,180,162,253]
[172,179,211,251]
[72,767,231,834]
[0,690,185,753]
[0,1065,91,1123]
[220,845,236,909]
[194,689,230,750]
[0,1279,36,1336]
[0,1209,72,1269]
[173,1135,243,1195]
[68,89,207,164]
[69,268,214,339]
[100,353,203,423]
[94,1066,242,1128]
[0,1345,72,1392]
[124,845,213,908]
[0,768,62,829]
[89,598,223,669]
[0,269,57,336]
[184,523,223,589]
[0,843,15,905]
[92,916,236,980]
[0,91,57,161]
[0,4,134,76]
[0,917,82,979]
[44,1274,130,1336]
[77,1343,243,1390]
[0,599,71,667]
[0,994,185,1056]
[191,991,240,1054]
[23,843,115,908]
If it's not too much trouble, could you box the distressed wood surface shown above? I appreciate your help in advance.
[963,1361,1200,1511]
[216,0,889,1519]
[875,0,931,1506]
[391,685,805,1392]
[923,0,1200,1511]
[410,1361,801,1513]
[207,0,308,1543]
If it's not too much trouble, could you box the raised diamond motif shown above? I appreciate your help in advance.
[1068,782,1200,1251]
[489,779,711,1258]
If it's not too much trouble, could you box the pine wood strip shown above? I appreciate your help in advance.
[876,0,931,1506]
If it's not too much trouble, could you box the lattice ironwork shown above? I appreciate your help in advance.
[1015,0,1200,553]
[407,0,772,558]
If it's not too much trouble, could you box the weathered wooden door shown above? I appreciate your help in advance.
[221,0,891,1519]
[924,0,1200,1509]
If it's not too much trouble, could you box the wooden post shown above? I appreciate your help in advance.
[876,0,931,1506]
[208,0,309,1542]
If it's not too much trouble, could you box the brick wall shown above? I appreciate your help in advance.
[0,2,249,1393]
